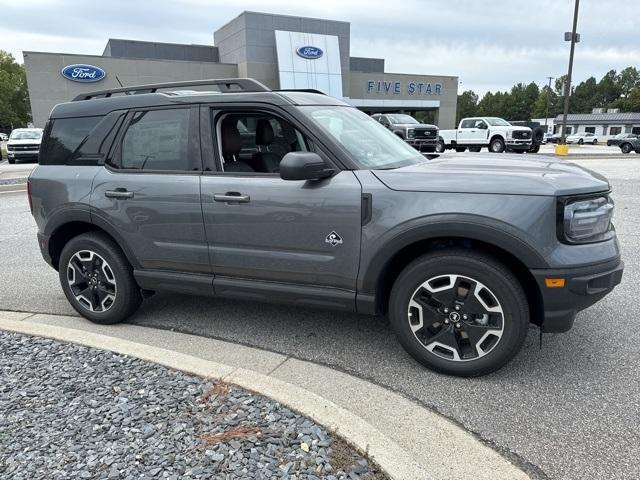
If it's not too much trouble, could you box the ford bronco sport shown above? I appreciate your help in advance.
[29,78,623,376]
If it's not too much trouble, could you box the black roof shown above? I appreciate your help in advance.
[50,78,348,119]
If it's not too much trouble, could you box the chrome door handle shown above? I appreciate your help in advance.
[213,193,250,203]
[105,189,134,199]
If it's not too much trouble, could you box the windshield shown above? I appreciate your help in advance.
[10,129,42,140]
[485,117,511,127]
[300,106,425,169]
[387,114,419,124]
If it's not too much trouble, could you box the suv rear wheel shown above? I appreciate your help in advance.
[389,250,529,376]
[621,143,632,154]
[59,232,142,324]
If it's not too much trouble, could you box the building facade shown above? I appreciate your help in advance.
[24,11,458,128]
[553,110,640,137]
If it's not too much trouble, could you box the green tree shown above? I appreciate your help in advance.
[571,76,599,112]
[456,90,478,123]
[618,67,640,97]
[596,69,622,108]
[0,50,31,127]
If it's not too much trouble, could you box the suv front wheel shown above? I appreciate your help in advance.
[59,232,142,324]
[389,250,529,376]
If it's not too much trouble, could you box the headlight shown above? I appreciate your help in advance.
[506,130,513,139]
[407,128,415,139]
[561,195,614,243]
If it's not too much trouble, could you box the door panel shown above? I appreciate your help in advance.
[200,172,362,290]
[91,170,209,273]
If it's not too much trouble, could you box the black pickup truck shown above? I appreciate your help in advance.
[372,113,438,152]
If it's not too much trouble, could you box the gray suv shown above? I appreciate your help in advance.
[29,78,623,376]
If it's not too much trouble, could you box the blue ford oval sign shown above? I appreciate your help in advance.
[296,46,323,60]
[61,64,106,83]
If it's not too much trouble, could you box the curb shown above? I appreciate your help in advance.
[0,311,530,480]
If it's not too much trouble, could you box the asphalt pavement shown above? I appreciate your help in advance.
[0,156,638,479]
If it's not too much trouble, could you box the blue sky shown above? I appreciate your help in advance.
[1,0,637,95]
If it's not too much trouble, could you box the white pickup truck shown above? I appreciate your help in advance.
[436,117,533,153]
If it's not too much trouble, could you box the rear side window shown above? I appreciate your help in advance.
[120,108,193,171]
[39,116,101,165]
[460,119,475,128]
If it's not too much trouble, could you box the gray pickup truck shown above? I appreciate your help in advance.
[371,113,438,152]
[28,78,623,376]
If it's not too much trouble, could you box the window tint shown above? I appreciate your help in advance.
[584,128,595,134]
[121,109,192,171]
[40,117,101,165]
[460,119,475,128]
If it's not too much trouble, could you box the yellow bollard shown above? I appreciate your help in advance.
[555,144,569,156]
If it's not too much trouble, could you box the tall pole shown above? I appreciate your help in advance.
[545,76,554,131]
[560,0,580,144]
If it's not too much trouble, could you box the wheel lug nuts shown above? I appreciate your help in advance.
[463,314,468,320]
[455,305,460,311]
[456,323,461,328]
[443,308,449,313]
[444,319,449,324]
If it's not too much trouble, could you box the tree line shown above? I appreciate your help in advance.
[456,66,640,124]
[0,50,31,129]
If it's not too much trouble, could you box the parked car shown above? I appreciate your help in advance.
[545,133,562,144]
[618,137,640,154]
[29,78,623,377]
[566,132,598,145]
[437,117,532,153]
[6,128,43,164]
[508,120,546,153]
[371,113,438,153]
[607,133,637,147]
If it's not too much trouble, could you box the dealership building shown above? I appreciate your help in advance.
[23,11,458,129]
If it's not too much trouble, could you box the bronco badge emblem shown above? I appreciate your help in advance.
[325,231,343,247]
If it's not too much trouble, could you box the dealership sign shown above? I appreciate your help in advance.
[61,64,106,82]
[367,80,442,96]
[296,46,323,59]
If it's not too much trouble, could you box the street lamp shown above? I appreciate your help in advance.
[558,0,581,153]
[545,76,554,132]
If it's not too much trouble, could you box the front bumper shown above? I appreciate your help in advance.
[406,139,437,150]
[505,139,532,151]
[531,258,624,332]
[7,150,39,160]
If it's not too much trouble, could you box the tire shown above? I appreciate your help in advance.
[489,137,505,153]
[578,138,584,145]
[468,146,482,152]
[58,232,142,324]
[455,147,466,153]
[621,143,632,154]
[592,139,598,145]
[435,141,445,153]
[389,250,529,376]
[529,145,540,153]
[532,127,545,145]
[8,158,15,164]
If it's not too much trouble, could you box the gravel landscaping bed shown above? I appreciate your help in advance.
[0,331,388,480]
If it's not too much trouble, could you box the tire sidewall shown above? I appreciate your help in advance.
[389,253,529,376]
[490,138,505,153]
[58,234,139,324]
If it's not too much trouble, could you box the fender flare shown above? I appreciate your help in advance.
[392,129,405,139]
[358,215,548,296]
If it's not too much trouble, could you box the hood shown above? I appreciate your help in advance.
[373,154,610,196]
[393,123,437,129]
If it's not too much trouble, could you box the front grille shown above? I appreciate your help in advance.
[414,128,437,139]
[512,131,531,140]
[9,144,40,151]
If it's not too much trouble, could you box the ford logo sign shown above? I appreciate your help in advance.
[296,46,323,60]
[61,64,106,83]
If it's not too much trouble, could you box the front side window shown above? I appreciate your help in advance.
[299,106,425,170]
[120,109,192,171]
[216,112,310,174]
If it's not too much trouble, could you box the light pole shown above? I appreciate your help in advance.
[559,0,580,148]
[545,76,554,132]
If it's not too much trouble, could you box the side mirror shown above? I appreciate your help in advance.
[280,152,335,181]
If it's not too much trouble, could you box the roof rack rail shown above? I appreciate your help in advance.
[72,78,270,101]
[276,89,326,95]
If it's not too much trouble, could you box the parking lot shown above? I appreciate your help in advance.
[0,154,638,480]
